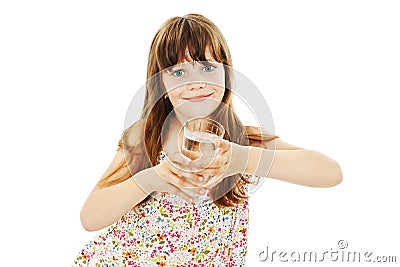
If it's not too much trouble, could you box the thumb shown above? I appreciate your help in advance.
[214,138,231,152]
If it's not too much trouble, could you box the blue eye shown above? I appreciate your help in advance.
[172,69,184,77]
[203,64,215,72]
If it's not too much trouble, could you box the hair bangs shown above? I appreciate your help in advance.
[156,17,226,71]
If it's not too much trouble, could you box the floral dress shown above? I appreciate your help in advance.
[72,151,260,267]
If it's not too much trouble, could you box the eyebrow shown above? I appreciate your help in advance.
[164,65,181,73]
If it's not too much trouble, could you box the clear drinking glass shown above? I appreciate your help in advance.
[180,117,225,199]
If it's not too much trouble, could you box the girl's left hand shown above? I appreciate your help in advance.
[184,139,248,189]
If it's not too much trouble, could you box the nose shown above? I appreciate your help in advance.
[186,81,207,91]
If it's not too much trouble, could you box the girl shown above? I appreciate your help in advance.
[73,13,342,266]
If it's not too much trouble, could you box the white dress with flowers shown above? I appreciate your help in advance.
[72,150,260,267]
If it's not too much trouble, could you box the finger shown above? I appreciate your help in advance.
[195,149,229,169]
[153,163,203,193]
[162,156,206,185]
[169,163,204,182]
[195,168,221,178]
[181,147,201,161]
[160,182,194,202]
[168,156,199,179]
[165,171,197,189]
[209,156,230,169]
[196,162,229,176]
[214,139,231,153]
[168,151,196,169]
[173,171,204,189]
[168,169,208,194]
[167,172,208,196]
[191,153,226,169]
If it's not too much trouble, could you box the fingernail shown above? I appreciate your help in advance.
[199,176,204,181]
[200,189,206,195]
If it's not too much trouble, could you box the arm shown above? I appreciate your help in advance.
[242,143,343,187]
[80,163,155,232]
[199,136,342,188]
[80,147,203,232]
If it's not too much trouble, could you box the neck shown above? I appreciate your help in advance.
[172,111,187,128]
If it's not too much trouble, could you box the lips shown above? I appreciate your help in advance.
[183,92,213,102]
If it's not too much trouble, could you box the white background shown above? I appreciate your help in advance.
[1,1,399,266]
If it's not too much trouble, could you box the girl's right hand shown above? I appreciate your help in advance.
[151,152,206,202]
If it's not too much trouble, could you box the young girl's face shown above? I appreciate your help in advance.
[162,49,225,119]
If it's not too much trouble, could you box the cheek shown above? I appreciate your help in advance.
[162,72,183,95]
[209,70,225,88]
[167,86,185,105]
[213,90,224,103]
[212,71,226,100]
[211,84,225,101]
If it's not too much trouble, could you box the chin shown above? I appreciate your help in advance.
[175,99,220,119]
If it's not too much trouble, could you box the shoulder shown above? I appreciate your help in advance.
[121,119,146,148]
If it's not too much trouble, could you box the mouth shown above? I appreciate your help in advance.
[183,92,214,102]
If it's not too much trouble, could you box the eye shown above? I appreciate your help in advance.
[172,69,185,77]
[203,64,216,72]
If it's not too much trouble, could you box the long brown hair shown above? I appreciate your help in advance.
[97,14,279,210]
